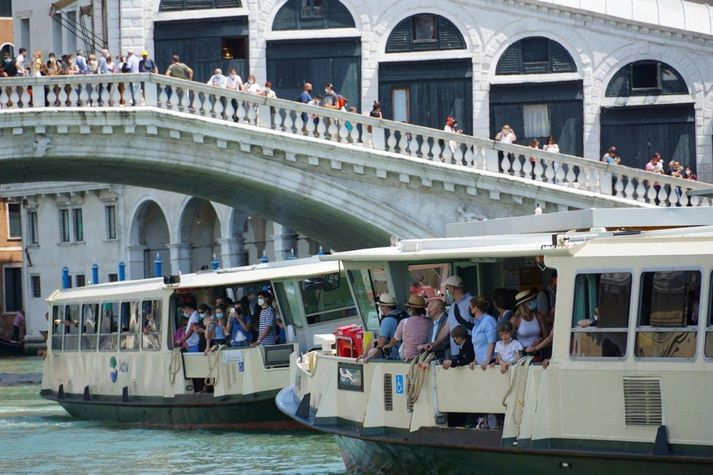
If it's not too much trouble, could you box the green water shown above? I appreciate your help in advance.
[0,357,346,474]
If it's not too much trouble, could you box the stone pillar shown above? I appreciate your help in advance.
[271,224,298,262]
[127,245,146,280]
[219,237,245,269]
[168,243,191,275]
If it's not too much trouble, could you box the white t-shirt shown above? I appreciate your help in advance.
[226,75,243,90]
[495,338,523,364]
[207,74,227,88]
[186,311,201,347]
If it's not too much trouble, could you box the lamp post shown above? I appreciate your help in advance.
[211,254,220,270]
[118,261,126,281]
[91,261,99,285]
[154,253,163,277]
[61,266,70,289]
[260,250,269,264]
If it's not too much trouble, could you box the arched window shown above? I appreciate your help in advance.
[272,0,355,30]
[496,37,576,75]
[606,60,688,97]
[385,14,465,53]
[159,0,241,11]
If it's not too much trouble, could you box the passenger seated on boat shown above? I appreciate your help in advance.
[361,293,405,362]
[174,316,188,350]
[205,306,228,353]
[441,326,474,369]
[381,295,431,361]
[227,304,252,347]
[179,303,203,353]
[493,321,523,374]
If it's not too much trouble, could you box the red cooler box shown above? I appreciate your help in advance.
[335,324,364,358]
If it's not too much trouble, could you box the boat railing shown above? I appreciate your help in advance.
[0,73,710,207]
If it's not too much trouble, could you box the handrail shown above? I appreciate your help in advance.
[1,73,710,207]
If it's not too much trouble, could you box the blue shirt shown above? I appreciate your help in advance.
[379,310,401,359]
[471,314,497,364]
[447,292,473,356]
[299,91,312,104]
[230,315,252,343]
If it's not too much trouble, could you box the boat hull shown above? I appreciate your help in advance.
[276,386,713,475]
[0,338,24,357]
[42,389,301,430]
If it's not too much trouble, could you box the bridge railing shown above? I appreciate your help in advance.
[0,73,710,207]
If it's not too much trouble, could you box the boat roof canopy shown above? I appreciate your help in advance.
[47,257,341,302]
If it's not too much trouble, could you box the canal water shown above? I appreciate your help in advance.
[0,357,346,474]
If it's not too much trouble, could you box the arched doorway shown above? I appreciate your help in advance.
[179,198,222,272]
[129,200,171,279]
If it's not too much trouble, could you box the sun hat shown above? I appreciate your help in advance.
[443,275,464,288]
[376,292,397,306]
[514,290,536,307]
[405,295,427,309]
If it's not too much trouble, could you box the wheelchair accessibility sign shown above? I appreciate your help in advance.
[395,374,404,394]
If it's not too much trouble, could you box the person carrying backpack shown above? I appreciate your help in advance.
[361,292,408,362]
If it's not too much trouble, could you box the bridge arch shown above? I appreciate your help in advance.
[178,197,223,272]
[128,199,172,279]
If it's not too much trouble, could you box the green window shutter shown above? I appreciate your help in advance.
[550,40,576,73]
[184,0,216,9]
[273,1,298,30]
[327,0,356,28]
[215,0,241,7]
[159,0,185,11]
[386,19,412,53]
[496,42,522,75]
[437,17,465,50]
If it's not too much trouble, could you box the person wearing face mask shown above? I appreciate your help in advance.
[227,303,252,348]
[510,290,544,353]
[179,303,202,353]
[430,276,473,359]
[253,291,276,346]
[205,306,228,353]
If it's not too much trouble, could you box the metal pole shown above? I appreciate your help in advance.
[118,261,126,281]
[154,253,163,277]
[62,266,70,289]
[91,261,99,285]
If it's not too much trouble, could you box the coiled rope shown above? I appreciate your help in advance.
[406,351,435,411]
[501,356,534,430]
[168,347,182,384]
[204,345,223,387]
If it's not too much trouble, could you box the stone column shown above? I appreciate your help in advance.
[127,244,146,280]
[271,224,298,261]
[219,237,245,269]
[168,243,191,275]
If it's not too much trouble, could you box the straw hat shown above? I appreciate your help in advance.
[405,295,427,309]
[514,290,536,307]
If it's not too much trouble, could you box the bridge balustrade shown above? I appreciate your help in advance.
[0,73,709,207]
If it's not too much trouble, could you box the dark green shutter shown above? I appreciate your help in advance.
[496,42,521,75]
[550,41,576,73]
[385,19,412,53]
[437,17,466,50]
[327,0,356,28]
[273,1,298,30]
[159,0,185,11]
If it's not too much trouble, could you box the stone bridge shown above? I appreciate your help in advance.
[0,74,709,250]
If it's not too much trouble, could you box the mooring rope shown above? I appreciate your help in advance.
[406,351,435,411]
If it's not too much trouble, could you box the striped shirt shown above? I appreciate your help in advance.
[258,306,276,345]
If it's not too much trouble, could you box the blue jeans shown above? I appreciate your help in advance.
[187,344,200,353]
[231,340,249,348]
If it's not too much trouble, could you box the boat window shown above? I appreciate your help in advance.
[408,263,449,298]
[706,271,713,358]
[570,273,631,358]
[636,270,700,359]
[63,304,81,351]
[120,301,141,351]
[273,281,304,328]
[80,303,99,351]
[99,302,119,351]
[142,300,162,351]
[51,305,65,351]
[347,268,387,331]
[300,272,357,325]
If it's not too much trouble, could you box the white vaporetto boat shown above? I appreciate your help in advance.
[277,209,713,473]
[41,257,361,429]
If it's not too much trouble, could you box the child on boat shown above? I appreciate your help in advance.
[493,320,523,374]
[441,326,475,369]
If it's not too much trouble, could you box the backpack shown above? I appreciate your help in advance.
[121,62,130,73]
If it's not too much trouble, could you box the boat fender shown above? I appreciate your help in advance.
[296,392,311,420]
[653,425,669,456]
[122,386,129,403]
[58,384,64,399]
[83,386,90,401]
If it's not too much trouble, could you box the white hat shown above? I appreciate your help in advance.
[515,290,536,307]
[376,292,397,306]
[444,275,464,288]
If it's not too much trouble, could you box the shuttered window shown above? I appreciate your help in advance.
[605,61,688,97]
[496,37,576,75]
[159,0,241,11]
[386,14,465,53]
[272,0,355,30]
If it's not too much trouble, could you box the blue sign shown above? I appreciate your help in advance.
[395,374,404,395]
[238,361,245,372]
